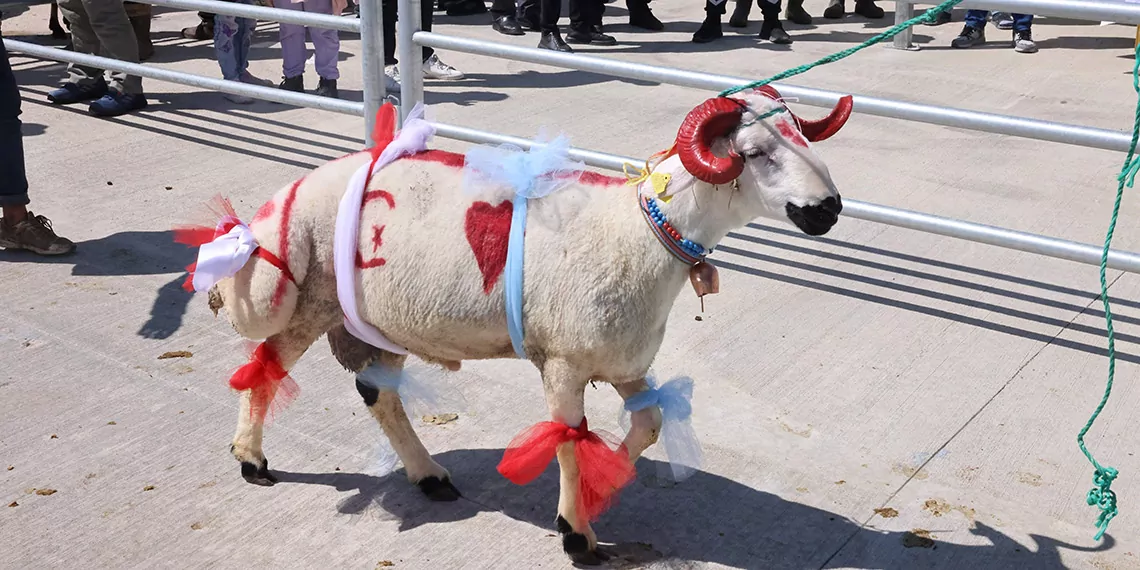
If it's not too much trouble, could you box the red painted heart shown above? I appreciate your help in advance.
[464,200,513,294]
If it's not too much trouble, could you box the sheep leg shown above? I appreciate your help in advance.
[613,379,663,461]
[230,322,321,486]
[541,359,609,566]
[355,353,459,501]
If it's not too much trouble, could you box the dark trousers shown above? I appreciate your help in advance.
[709,0,780,19]
[382,0,435,65]
[0,40,29,207]
[490,0,516,17]
[519,0,599,32]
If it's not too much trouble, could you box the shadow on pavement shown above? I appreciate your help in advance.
[274,450,1113,568]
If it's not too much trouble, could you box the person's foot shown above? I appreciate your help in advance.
[279,74,304,92]
[1013,29,1037,52]
[992,11,1014,29]
[423,53,465,79]
[853,0,883,18]
[951,24,984,48]
[784,1,812,24]
[315,77,339,98]
[47,80,107,105]
[0,213,76,256]
[761,24,792,44]
[224,92,255,104]
[384,66,401,92]
[538,30,573,52]
[691,16,723,43]
[88,91,147,117]
[822,0,844,19]
[493,14,525,35]
[566,29,618,45]
[628,3,664,30]
[181,21,212,40]
[922,9,951,25]
[517,14,541,31]
[240,71,275,88]
[729,1,751,27]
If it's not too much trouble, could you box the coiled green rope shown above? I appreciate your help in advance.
[717,0,1129,541]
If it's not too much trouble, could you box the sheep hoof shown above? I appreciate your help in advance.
[240,459,278,486]
[417,475,461,501]
[556,515,609,565]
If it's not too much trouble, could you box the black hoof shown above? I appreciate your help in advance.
[240,459,278,486]
[417,475,461,501]
[556,515,610,565]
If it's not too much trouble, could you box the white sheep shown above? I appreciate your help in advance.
[178,86,852,565]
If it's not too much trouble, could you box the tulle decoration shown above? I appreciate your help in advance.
[461,134,585,201]
[229,341,299,421]
[357,362,469,476]
[619,373,703,483]
[497,417,635,528]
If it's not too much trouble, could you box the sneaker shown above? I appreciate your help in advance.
[922,9,951,25]
[47,80,107,105]
[1013,29,1037,52]
[384,65,400,92]
[991,11,1014,29]
[423,53,465,80]
[0,213,76,256]
[315,77,339,98]
[88,91,147,117]
[224,92,255,104]
[951,25,984,48]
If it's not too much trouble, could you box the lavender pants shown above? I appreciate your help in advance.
[275,0,340,80]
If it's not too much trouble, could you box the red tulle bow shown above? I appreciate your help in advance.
[229,341,299,419]
[497,417,635,528]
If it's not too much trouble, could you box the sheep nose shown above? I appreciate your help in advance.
[799,196,842,224]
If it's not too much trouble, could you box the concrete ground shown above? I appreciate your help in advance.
[3,0,1140,568]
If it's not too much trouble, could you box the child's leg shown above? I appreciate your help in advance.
[213,13,242,80]
[274,0,307,79]
[304,0,341,80]
[235,15,254,76]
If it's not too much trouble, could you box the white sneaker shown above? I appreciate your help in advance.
[224,92,255,104]
[384,65,400,92]
[422,54,465,80]
[239,71,275,88]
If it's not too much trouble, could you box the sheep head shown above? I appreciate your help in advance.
[674,87,853,236]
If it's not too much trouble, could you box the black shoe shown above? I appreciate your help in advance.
[493,14,525,35]
[761,24,792,44]
[691,16,723,43]
[47,80,108,105]
[566,29,618,45]
[517,14,541,31]
[279,75,304,92]
[822,0,844,19]
[628,2,664,30]
[784,0,812,24]
[315,77,339,98]
[922,9,951,25]
[538,30,573,52]
[88,91,147,117]
[446,0,486,16]
[853,0,883,18]
[729,1,751,27]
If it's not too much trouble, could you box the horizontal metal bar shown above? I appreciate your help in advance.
[429,121,1140,273]
[415,32,1131,153]
[927,0,1140,25]
[4,40,365,115]
[137,0,360,32]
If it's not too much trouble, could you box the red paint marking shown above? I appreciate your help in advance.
[370,225,385,252]
[777,120,809,148]
[464,200,513,294]
[251,199,276,224]
[355,251,388,269]
[574,170,627,187]
[405,149,467,168]
[271,178,302,308]
[363,189,396,209]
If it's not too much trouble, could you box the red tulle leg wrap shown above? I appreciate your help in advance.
[229,341,300,420]
[497,417,635,528]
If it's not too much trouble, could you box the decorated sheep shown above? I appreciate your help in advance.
[177,85,852,564]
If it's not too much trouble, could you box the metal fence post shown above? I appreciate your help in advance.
[397,0,424,125]
[892,1,919,50]
[359,0,385,147]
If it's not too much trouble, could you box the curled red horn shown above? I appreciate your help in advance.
[676,97,746,185]
[753,85,853,142]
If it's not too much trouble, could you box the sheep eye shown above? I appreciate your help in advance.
[743,148,767,160]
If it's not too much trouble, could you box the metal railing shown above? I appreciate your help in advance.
[395,0,1140,273]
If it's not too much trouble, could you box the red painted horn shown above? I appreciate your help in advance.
[753,85,854,142]
[676,97,746,185]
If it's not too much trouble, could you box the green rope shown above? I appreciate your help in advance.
[718,0,964,97]
[715,0,1134,542]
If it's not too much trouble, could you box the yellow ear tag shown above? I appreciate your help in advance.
[651,172,673,203]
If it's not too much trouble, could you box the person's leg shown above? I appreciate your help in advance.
[214,13,243,81]
[952,9,987,48]
[758,0,790,43]
[491,0,523,35]
[275,0,307,90]
[0,41,75,255]
[83,0,141,94]
[123,2,154,60]
[537,0,571,51]
[51,0,109,105]
[567,0,614,44]
[303,0,340,81]
[420,0,436,62]
[1012,13,1036,52]
[693,0,725,43]
[518,0,539,28]
[626,0,661,30]
[382,0,398,66]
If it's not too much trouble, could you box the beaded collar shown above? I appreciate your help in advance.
[638,192,711,266]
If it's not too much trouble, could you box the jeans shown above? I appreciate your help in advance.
[965,9,1031,31]
[214,4,255,80]
[0,40,30,207]
[276,0,341,80]
[382,0,434,65]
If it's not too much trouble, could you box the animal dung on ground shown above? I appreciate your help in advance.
[158,351,193,360]
[421,413,458,425]
[874,507,899,518]
[49,434,57,439]
[5,466,12,471]
[107,421,117,425]
[376,562,395,568]
[190,522,203,530]
[143,485,156,491]
[34,489,57,496]
[7,501,16,507]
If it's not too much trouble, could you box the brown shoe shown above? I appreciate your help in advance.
[0,212,76,255]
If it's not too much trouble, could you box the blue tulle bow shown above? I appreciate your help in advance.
[621,374,703,483]
[462,134,584,200]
